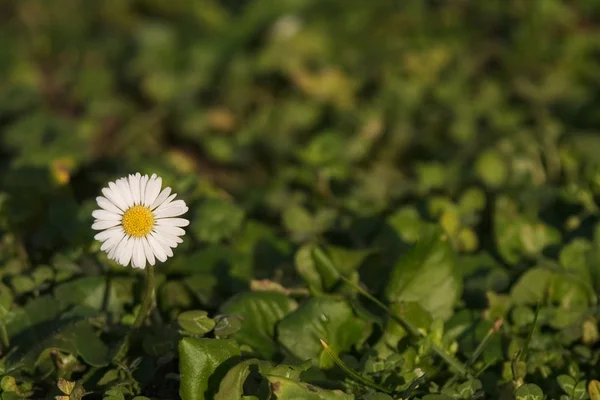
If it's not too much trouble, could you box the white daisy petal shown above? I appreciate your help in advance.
[154,205,188,219]
[137,173,143,202]
[156,198,186,209]
[108,182,130,210]
[153,200,187,218]
[94,226,122,241]
[129,174,141,205]
[108,234,127,260]
[159,233,183,245]
[146,176,163,207]
[101,240,117,253]
[116,178,134,208]
[154,193,177,208]
[103,185,128,211]
[150,187,171,210]
[155,218,189,227]
[119,236,135,266]
[132,239,146,269]
[154,225,186,237]
[96,196,124,215]
[92,220,120,230]
[153,233,174,258]
[153,232,180,248]
[101,230,125,252]
[92,209,121,221]
[147,233,168,262]
[114,235,130,262]
[139,174,149,205]
[136,173,143,202]
[142,237,156,266]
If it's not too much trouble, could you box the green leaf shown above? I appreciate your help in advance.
[214,358,273,400]
[214,356,310,399]
[311,246,342,290]
[268,376,354,400]
[7,319,109,369]
[549,271,595,308]
[54,276,121,314]
[511,306,535,327]
[323,245,372,276]
[103,387,126,400]
[458,187,486,214]
[299,130,346,167]
[178,310,216,336]
[559,239,593,280]
[520,219,563,257]
[494,197,561,265]
[476,149,507,187]
[416,162,446,191]
[574,381,588,400]
[457,380,483,398]
[375,302,432,356]
[384,225,461,320]
[268,361,311,381]
[191,199,245,244]
[515,384,544,400]
[510,268,553,305]
[214,314,245,338]
[2,392,23,400]
[179,337,241,400]
[283,205,316,237]
[0,376,19,393]
[32,265,54,286]
[5,295,61,340]
[510,267,593,328]
[387,206,425,243]
[97,369,119,386]
[277,296,370,367]
[295,244,324,294]
[10,275,36,295]
[72,321,110,367]
[220,291,297,358]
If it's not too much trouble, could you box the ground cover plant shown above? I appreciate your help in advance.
[1,0,600,399]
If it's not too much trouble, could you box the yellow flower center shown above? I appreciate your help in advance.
[121,205,154,237]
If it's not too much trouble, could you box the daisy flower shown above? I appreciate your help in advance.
[92,173,189,269]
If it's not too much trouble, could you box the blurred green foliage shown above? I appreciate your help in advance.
[1,0,600,398]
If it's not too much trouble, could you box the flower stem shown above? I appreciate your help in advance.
[113,264,155,363]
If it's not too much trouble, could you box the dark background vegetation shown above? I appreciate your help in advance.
[1,0,600,399]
